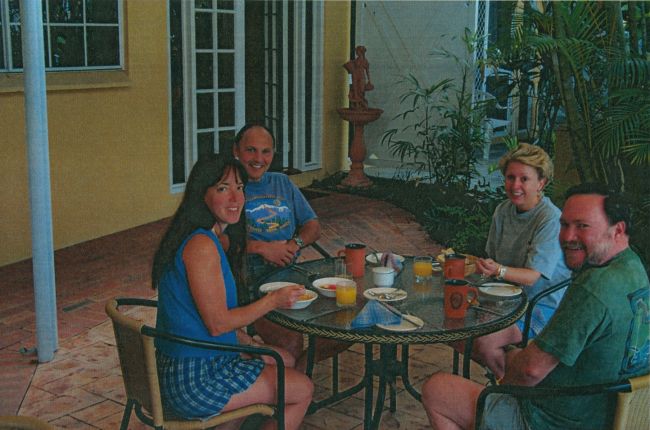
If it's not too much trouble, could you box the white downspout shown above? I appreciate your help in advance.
[20,0,58,362]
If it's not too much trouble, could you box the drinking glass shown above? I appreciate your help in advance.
[336,281,357,307]
[413,256,433,282]
[334,258,352,279]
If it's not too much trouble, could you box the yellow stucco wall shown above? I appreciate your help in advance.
[0,1,179,266]
[0,2,351,267]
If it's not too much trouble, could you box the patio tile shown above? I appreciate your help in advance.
[70,399,124,424]
[19,386,103,422]
[49,414,100,429]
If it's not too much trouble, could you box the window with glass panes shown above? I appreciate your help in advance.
[0,0,122,71]
[168,0,245,189]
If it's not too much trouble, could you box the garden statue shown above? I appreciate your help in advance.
[344,46,374,110]
[338,46,383,188]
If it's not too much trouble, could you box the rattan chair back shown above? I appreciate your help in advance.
[613,373,650,430]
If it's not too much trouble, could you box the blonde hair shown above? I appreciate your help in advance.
[498,143,554,182]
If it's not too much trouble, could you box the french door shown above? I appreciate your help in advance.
[262,0,323,173]
[168,0,245,190]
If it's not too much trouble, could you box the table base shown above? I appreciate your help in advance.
[305,337,423,430]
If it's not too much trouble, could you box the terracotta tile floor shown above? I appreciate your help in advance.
[0,192,487,428]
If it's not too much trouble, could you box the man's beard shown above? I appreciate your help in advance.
[562,227,615,269]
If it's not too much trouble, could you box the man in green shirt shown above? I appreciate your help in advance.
[422,183,649,430]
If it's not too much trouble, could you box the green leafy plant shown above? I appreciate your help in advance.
[489,1,649,271]
[381,29,488,189]
[494,1,649,190]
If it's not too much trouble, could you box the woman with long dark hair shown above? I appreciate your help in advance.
[152,154,313,429]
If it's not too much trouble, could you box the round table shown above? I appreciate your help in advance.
[257,256,528,430]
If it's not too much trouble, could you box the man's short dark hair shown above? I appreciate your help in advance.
[564,183,632,231]
[234,123,276,149]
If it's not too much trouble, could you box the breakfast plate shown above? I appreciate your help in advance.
[378,315,424,331]
[478,282,522,298]
[366,252,405,265]
[363,287,407,302]
[312,277,356,298]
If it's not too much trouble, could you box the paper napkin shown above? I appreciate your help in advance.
[350,300,401,329]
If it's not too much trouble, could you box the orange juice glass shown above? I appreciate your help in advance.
[413,256,433,281]
[336,282,357,307]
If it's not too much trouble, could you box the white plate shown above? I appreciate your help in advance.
[363,287,408,302]
[366,252,405,265]
[259,281,299,294]
[312,277,356,298]
[377,315,424,332]
[478,283,522,297]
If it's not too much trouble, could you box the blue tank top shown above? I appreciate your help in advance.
[155,228,239,358]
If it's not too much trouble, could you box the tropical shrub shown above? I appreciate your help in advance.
[380,29,487,189]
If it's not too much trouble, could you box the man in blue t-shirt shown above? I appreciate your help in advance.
[421,183,649,430]
[233,124,349,371]
[232,124,321,293]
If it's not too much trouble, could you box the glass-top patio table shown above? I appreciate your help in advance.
[256,256,528,430]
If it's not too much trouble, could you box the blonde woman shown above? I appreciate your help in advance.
[472,143,571,379]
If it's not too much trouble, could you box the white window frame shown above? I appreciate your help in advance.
[0,0,124,72]
[168,0,245,193]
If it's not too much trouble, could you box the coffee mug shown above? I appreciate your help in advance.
[444,253,466,280]
[337,243,366,277]
[444,279,479,319]
[372,266,395,287]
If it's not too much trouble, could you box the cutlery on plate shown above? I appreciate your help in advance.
[367,290,406,300]
[377,301,422,328]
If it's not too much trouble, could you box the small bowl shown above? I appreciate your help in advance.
[291,289,318,309]
[312,277,356,298]
[366,252,405,266]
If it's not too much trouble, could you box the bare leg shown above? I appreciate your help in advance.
[223,365,313,430]
[471,325,522,379]
[254,317,304,360]
[422,372,484,430]
[295,337,352,372]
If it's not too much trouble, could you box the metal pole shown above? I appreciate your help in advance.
[20,0,58,362]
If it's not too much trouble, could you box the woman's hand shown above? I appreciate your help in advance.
[476,257,499,277]
[268,284,305,309]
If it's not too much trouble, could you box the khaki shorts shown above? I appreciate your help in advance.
[478,393,531,430]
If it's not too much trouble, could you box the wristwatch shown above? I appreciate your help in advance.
[293,235,305,248]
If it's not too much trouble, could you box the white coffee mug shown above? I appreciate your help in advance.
[372,266,395,287]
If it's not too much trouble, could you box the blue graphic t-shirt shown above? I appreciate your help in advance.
[244,172,317,242]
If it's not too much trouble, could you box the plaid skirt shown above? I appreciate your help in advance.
[156,351,265,419]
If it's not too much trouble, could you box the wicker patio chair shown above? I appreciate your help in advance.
[106,297,285,430]
[475,373,650,430]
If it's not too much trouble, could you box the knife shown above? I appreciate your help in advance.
[377,301,423,328]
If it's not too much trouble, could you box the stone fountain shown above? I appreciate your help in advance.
[338,46,383,188]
